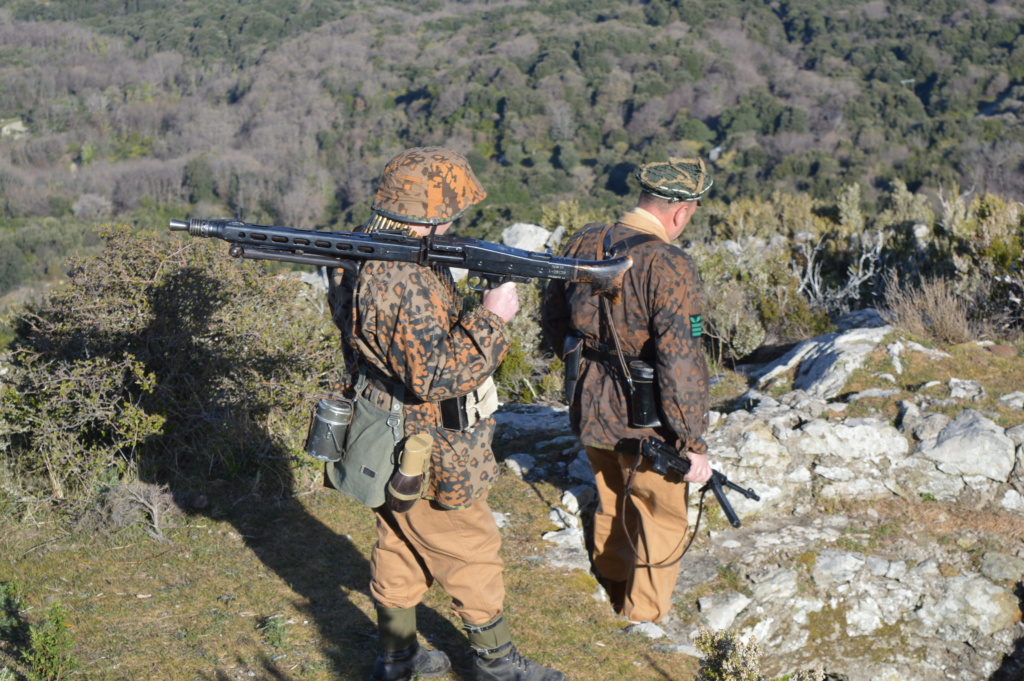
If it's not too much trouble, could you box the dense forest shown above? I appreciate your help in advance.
[0,0,1023,306]
[1,0,1023,493]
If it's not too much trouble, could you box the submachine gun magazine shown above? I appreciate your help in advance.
[169,217,633,301]
[640,438,761,528]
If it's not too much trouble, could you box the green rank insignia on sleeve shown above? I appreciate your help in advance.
[690,315,703,338]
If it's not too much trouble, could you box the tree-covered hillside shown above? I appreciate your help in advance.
[0,0,1022,288]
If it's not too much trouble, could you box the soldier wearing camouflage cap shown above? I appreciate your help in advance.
[541,155,714,627]
[633,157,713,202]
[327,147,566,681]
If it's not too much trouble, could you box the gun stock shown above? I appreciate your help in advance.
[569,257,632,303]
[170,217,632,298]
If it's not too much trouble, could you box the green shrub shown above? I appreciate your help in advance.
[22,603,78,681]
[0,217,102,297]
[0,354,164,500]
[540,200,609,239]
[2,224,338,505]
[690,242,829,363]
[491,281,562,404]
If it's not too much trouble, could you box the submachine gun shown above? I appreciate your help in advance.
[168,218,633,300]
[640,438,761,528]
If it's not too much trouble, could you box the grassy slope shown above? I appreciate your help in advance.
[2,334,1022,680]
[0,464,702,680]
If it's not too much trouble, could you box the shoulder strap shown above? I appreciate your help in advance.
[354,362,405,442]
[592,228,664,394]
[594,225,634,394]
[604,231,662,259]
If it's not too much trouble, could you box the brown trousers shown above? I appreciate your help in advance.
[370,492,505,626]
[586,445,690,624]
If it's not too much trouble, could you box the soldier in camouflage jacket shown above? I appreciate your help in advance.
[540,157,714,626]
[328,148,565,681]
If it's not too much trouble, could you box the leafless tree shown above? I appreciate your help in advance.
[796,231,885,315]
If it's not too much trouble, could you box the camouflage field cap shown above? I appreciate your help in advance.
[371,147,487,225]
[634,157,713,202]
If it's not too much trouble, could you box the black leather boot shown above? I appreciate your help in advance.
[370,605,450,681]
[471,645,566,681]
[369,643,451,681]
[464,615,566,681]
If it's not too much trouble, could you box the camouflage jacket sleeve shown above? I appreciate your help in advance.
[350,260,509,402]
[648,249,710,455]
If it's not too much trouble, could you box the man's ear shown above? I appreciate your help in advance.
[673,201,692,226]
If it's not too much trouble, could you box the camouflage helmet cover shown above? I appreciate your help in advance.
[634,157,713,202]
[371,147,487,224]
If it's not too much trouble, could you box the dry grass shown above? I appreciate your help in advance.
[842,338,1024,427]
[0,455,703,681]
[881,273,974,345]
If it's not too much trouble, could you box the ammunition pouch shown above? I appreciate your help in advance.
[440,377,497,431]
[439,395,468,431]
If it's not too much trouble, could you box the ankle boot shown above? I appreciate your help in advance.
[370,605,450,681]
[471,645,566,681]
[369,643,451,681]
[464,615,566,681]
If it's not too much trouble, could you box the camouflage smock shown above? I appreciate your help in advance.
[540,209,710,456]
[329,255,510,510]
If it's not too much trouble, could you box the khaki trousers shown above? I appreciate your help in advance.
[370,492,505,626]
[586,445,690,624]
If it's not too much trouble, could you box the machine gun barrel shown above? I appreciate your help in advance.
[170,218,632,299]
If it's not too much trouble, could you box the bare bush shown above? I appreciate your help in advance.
[103,481,179,542]
[71,193,112,220]
[993,270,1024,338]
[796,230,884,316]
[109,158,187,211]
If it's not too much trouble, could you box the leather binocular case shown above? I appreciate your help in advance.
[627,360,662,428]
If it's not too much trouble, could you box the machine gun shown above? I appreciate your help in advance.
[640,438,760,528]
[169,218,633,301]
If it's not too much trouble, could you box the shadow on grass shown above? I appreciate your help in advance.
[129,269,468,679]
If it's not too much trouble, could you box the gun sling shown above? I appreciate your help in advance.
[592,226,663,428]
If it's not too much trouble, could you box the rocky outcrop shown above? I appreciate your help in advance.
[492,314,1024,681]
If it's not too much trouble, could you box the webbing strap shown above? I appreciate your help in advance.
[603,230,661,259]
[355,363,405,442]
[596,225,637,395]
